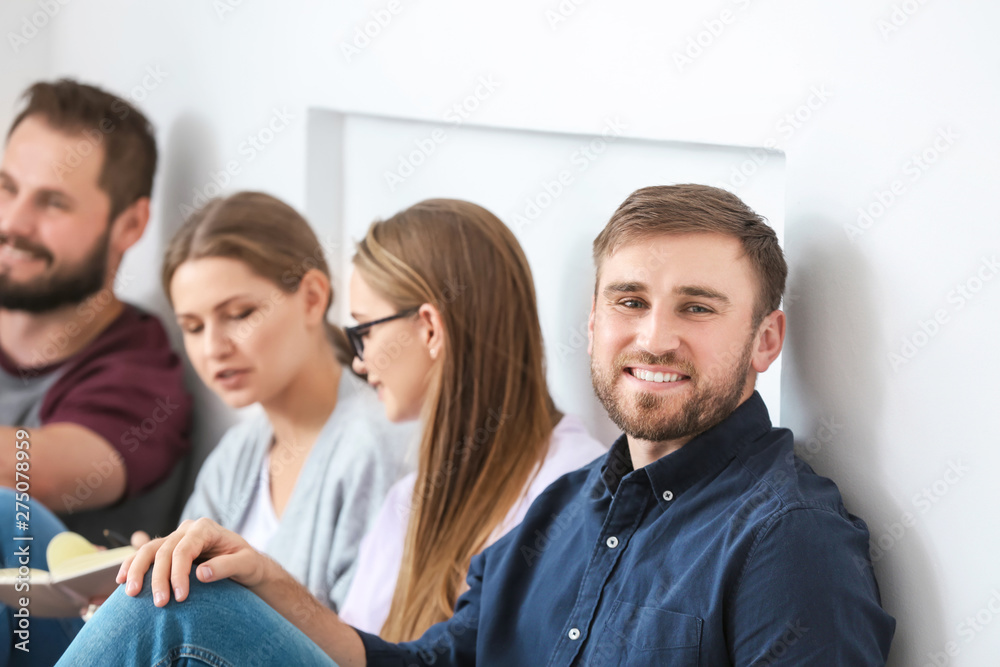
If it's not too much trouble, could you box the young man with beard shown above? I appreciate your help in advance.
[58,185,894,666]
[0,80,191,539]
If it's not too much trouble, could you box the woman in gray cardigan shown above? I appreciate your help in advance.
[159,191,413,612]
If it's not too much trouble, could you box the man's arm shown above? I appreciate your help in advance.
[0,423,126,511]
[28,312,193,501]
[727,507,896,665]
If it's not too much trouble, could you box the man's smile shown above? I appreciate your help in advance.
[626,367,690,384]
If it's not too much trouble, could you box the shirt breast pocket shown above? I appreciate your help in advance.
[591,600,703,666]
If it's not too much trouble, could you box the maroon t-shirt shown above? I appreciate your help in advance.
[0,304,192,497]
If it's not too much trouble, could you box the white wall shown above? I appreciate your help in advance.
[1,0,51,132]
[4,0,997,663]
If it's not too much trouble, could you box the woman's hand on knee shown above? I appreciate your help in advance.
[116,518,265,607]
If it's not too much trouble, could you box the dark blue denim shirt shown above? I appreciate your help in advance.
[359,392,895,665]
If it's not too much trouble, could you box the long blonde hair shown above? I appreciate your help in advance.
[161,191,354,365]
[353,199,560,641]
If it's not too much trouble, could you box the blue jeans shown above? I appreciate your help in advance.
[0,488,84,667]
[57,573,339,666]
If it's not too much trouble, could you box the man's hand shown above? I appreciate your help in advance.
[118,517,268,607]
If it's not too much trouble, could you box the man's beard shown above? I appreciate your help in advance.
[0,228,110,313]
[591,335,754,443]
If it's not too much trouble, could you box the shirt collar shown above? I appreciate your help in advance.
[599,391,773,508]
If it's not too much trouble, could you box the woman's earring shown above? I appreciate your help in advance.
[430,347,438,359]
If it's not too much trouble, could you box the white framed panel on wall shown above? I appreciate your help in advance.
[307,110,785,444]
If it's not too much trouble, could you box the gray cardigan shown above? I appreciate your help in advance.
[181,370,415,611]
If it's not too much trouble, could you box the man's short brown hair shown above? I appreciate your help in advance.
[7,78,157,221]
[593,184,787,327]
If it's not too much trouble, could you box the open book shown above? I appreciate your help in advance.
[0,531,135,617]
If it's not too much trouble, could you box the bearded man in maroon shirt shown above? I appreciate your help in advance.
[0,79,192,541]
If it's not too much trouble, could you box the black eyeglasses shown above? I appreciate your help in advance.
[344,308,419,361]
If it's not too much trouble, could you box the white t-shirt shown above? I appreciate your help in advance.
[236,453,281,552]
[338,414,607,634]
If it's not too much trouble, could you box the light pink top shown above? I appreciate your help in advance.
[338,414,607,633]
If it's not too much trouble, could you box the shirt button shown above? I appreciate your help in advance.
[568,628,581,640]
[662,490,674,501]
[606,536,619,549]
